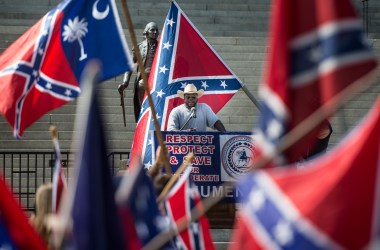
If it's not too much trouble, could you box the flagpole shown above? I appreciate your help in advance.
[120,0,172,174]
[49,125,60,210]
[156,153,195,202]
[49,125,61,247]
[50,125,58,141]
[241,84,262,112]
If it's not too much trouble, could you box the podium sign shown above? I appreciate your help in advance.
[152,131,255,202]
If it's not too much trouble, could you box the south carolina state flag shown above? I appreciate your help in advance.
[0,0,133,138]
[255,0,378,165]
[231,96,380,249]
[130,0,243,169]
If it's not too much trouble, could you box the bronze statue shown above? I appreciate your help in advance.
[118,22,159,122]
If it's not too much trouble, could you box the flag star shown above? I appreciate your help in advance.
[64,89,72,96]
[136,221,150,240]
[175,237,182,249]
[151,113,161,122]
[191,222,199,234]
[267,119,283,140]
[273,220,293,246]
[166,18,175,26]
[38,48,44,55]
[180,82,187,89]
[220,80,227,89]
[42,29,48,36]
[136,186,149,210]
[45,83,52,89]
[190,186,197,199]
[309,45,322,62]
[32,70,38,77]
[156,89,165,98]
[249,188,265,211]
[163,41,172,50]
[148,138,153,145]
[144,161,152,170]
[201,81,209,89]
[159,65,168,74]
[155,216,170,231]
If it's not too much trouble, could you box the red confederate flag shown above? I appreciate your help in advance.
[165,168,215,250]
[0,0,133,138]
[129,0,243,169]
[231,96,380,249]
[255,0,378,165]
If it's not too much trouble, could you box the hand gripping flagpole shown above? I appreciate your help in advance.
[156,153,195,203]
[120,0,172,174]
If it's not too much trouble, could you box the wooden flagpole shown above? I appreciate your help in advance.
[120,0,171,174]
[156,153,195,203]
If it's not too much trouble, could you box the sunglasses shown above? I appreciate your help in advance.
[185,95,197,100]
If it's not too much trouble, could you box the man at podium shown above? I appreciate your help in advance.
[167,84,226,132]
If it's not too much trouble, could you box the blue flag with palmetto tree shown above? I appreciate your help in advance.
[0,0,133,138]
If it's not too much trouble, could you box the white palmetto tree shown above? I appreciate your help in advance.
[62,17,89,61]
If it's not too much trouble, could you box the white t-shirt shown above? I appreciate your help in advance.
[167,103,219,131]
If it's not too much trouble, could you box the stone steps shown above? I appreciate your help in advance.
[0,4,270,17]
[0,18,268,37]
[1,0,380,154]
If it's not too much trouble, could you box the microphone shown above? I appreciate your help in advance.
[190,107,196,118]
[180,107,196,131]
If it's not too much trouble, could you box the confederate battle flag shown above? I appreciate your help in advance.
[231,96,380,249]
[129,1,243,169]
[0,0,133,138]
[255,0,378,165]
[165,167,215,250]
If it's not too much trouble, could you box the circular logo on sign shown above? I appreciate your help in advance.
[222,136,255,178]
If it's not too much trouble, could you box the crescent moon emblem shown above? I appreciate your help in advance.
[92,0,110,20]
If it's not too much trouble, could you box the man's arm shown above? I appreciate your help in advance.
[203,104,226,132]
[167,109,180,131]
[214,120,226,132]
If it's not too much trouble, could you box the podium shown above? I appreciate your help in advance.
[152,131,255,228]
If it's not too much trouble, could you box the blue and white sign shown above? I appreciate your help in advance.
[152,131,256,202]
